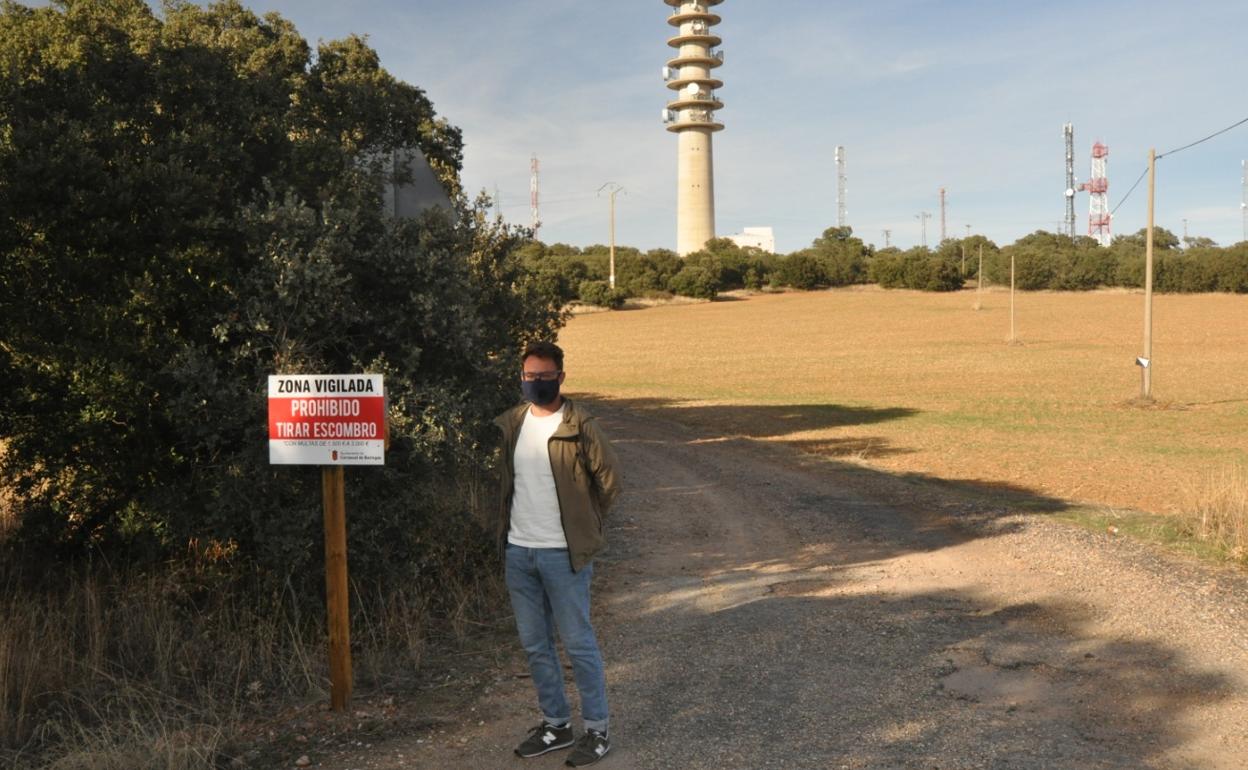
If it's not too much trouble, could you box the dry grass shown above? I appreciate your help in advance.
[1186,463,1248,564]
[0,553,505,769]
[559,286,1248,520]
[0,568,309,768]
[0,441,15,544]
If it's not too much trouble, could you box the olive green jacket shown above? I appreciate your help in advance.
[493,398,621,572]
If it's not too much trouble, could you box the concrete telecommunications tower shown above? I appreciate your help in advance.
[662,0,725,255]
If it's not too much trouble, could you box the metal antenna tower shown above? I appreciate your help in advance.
[1063,123,1076,238]
[529,154,540,233]
[882,229,891,248]
[939,187,947,243]
[1242,160,1246,242]
[1079,141,1110,246]
[835,146,847,229]
[916,211,931,249]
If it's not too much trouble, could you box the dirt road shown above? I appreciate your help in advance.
[323,402,1248,769]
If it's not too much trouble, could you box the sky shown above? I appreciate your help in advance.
[167,2,1248,252]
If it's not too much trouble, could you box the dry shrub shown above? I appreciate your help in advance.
[1185,463,1248,564]
[38,688,226,770]
[0,441,15,544]
[1,543,504,769]
[0,570,299,768]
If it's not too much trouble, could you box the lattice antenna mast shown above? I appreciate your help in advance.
[1063,123,1077,238]
[530,154,540,233]
[662,0,725,255]
[916,211,931,248]
[1079,142,1110,246]
[939,187,947,243]
[835,146,847,229]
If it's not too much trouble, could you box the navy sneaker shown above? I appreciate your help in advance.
[515,721,574,758]
[565,728,610,766]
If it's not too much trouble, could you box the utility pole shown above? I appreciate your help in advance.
[598,182,624,289]
[882,229,891,248]
[1139,148,1156,401]
[974,244,984,311]
[530,154,541,234]
[939,187,947,243]
[1009,253,1017,344]
[835,146,847,229]
[916,212,931,249]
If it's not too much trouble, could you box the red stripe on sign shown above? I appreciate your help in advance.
[267,397,386,439]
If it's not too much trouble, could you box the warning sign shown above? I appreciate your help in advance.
[268,375,385,465]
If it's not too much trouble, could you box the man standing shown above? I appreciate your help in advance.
[494,340,621,766]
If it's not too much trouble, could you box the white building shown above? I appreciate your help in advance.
[727,226,775,253]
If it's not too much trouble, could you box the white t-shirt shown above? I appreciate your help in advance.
[508,404,568,549]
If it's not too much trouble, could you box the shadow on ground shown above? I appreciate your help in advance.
[585,396,918,439]
[606,583,1232,769]
[579,400,1237,769]
[580,393,1071,528]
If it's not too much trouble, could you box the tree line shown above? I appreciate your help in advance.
[523,227,1248,306]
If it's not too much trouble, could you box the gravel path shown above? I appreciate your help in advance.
[323,402,1248,770]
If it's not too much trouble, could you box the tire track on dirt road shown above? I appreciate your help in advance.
[327,402,1248,769]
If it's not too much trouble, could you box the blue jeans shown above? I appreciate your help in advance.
[505,544,609,732]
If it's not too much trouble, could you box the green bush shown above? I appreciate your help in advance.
[577,280,627,309]
[669,265,720,299]
[868,249,907,288]
[937,235,999,281]
[869,248,961,291]
[819,249,868,286]
[807,227,872,286]
[1211,243,1248,292]
[616,248,681,297]
[775,253,827,289]
[905,254,964,292]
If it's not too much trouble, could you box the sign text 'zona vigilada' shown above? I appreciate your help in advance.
[274,377,378,394]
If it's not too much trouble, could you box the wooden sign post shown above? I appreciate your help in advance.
[268,374,386,712]
[322,465,351,710]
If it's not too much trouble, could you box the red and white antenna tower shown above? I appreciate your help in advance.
[530,154,540,233]
[1080,142,1110,246]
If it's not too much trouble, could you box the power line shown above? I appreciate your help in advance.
[1157,115,1248,159]
[1111,167,1148,216]
[1112,114,1248,215]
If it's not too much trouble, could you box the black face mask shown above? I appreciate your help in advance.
[521,378,560,406]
